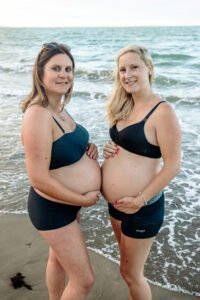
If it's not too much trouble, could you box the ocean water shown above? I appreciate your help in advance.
[0,26,199,296]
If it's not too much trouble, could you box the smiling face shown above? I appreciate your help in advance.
[118,51,153,95]
[42,53,74,98]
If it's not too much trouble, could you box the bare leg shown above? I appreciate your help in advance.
[46,247,65,300]
[39,220,94,300]
[120,234,155,300]
[110,217,132,300]
[110,216,122,246]
[76,210,81,223]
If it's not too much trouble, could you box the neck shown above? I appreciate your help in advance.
[46,91,63,112]
[48,99,63,113]
[131,89,155,106]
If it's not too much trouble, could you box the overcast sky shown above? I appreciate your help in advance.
[0,0,199,27]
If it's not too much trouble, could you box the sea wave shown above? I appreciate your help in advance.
[154,75,196,88]
[0,64,32,74]
[75,68,114,81]
[152,53,194,61]
[73,90,107,100]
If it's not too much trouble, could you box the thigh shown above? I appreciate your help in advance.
[120,234,155,277]
[110,216,122,246]
[39,220,93,279]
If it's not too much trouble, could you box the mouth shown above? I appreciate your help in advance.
[125,80,137,85]
[56,82,68,85]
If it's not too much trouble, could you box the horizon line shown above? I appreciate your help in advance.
[0,24,200,29]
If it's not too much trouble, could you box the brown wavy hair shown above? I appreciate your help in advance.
[21,42,75,113]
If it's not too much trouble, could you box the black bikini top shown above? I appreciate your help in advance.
[50,117,89,170]
[109,101,166,159]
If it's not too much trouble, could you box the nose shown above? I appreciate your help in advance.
[59,69,67,78]
[124,69,132,79]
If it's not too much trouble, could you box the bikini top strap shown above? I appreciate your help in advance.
[65,109,74,121]
[52,117,65,133]
[144,101,166,122]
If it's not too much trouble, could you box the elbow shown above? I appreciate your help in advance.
[176,163,181,176]
[163,161,181,180]
[173,159,181,176]
[168,162,181,179]
[173,164,181,178]
[28,174,49,193]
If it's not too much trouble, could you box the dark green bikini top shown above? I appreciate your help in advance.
[50,116,89,170]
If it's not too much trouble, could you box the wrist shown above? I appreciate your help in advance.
[138,192,148,206]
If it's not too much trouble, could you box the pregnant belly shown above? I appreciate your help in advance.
[37,154,101,200]
[101,152,160,204]
[52,154,101,193]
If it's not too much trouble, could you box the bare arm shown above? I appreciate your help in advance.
[141,102,181,201]
[22,106,99,207]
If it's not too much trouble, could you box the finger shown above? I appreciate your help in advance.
[114,204,125,210]
[108,140,117,146]
[88,150,96,157]
[92,152,98,159]
[114,199,124,205]
[93,153,98,160]
[108,141,118,149]
[105,146,118,153]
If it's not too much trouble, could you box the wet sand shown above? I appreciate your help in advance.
[0,214,198,300]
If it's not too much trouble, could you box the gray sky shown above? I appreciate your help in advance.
[0,0,199,27]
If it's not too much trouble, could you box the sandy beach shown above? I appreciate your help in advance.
[0,214,198,300]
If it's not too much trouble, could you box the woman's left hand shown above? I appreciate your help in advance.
[114,196,143,214]
[87,143,98,160]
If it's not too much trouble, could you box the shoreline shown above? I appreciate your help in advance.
[0,214,199,300]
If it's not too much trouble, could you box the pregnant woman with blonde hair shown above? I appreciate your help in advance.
[101,44,181,300]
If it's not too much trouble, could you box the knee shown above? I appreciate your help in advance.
[120,264,131,284]
[82,272,95,292]
[120,264,138,286]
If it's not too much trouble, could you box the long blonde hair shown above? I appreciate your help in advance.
[21,43,75,113]
[107,45,154,126]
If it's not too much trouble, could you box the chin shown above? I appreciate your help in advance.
[125,88,138,94]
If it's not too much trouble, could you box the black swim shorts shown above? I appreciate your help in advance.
[108,192,164,239]
[28,187,81,231]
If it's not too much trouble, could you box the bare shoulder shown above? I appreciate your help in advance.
[21,105,52,143]
[155,100,181,139]
[156,101,179,122]
[23,104,51,123]
[158,100,174,113]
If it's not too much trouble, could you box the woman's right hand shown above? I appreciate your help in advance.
[82,190,100,207]
[103,141,119,159]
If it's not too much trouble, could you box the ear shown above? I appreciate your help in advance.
[148,64,154,75]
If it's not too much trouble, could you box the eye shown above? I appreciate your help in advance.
[119,68,126,73]
[65,66,72,73]
[52,66,61,72]
[130,65,138,70]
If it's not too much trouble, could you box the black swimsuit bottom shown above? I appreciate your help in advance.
[28,187,81,231]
